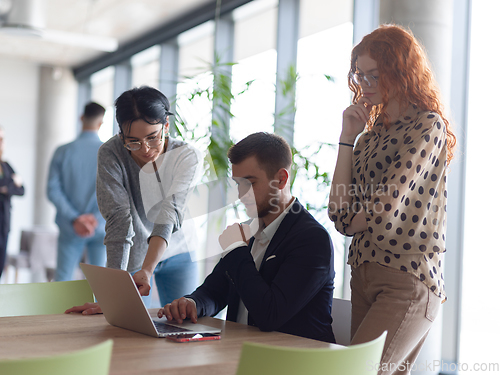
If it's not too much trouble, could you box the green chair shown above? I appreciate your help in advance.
[0,339,113,375]
[236,331,387,375]
[0,279,94,317]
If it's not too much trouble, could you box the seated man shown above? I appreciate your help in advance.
[158,132,336,343]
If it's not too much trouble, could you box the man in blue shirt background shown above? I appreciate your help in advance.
[47,102,106,281]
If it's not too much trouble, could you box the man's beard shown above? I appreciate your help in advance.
[257,196,279,218]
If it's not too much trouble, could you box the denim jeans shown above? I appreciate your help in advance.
[140,252,199,308]
[55,231,106,281]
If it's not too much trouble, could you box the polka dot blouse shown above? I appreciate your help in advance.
[329,105,448,300]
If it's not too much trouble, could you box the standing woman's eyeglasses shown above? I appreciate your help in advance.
[350,72,379,88]
[123,128,165,151]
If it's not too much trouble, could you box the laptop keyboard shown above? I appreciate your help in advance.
[153,320,190,334]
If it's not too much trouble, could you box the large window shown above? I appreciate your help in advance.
[175,22,217,265]
[230,0,278,143]
[460,0,500,372]
[295,0,354,298]
[131,45,161,89]
[176,22,215,145]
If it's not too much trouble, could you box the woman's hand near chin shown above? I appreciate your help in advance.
[341,97,372,143]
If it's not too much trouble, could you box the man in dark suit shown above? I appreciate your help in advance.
[158,132,336,343]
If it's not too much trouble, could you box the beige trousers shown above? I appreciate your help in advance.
[350,262,441,375]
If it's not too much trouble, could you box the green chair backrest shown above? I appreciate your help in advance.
[236,331,387,375]
[0,280,94,317]
[0,339,113,375]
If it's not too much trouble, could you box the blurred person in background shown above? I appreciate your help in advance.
[47,102,106,281]
[0,125,25,279]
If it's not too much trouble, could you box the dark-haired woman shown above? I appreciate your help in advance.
[0,126,24,279]
[328,25,456,374]
[66,86,202,314]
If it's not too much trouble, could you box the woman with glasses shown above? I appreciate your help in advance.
[67,86,202,315]
[328,25,456,374]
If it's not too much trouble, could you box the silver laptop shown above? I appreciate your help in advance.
[80,263,221,338]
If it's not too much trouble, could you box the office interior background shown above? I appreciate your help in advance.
[0,0,497,374]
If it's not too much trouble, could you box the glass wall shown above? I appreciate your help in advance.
[131,45,161,89]
[230,0,278,143]
[176,21,215,146]
[460,0,500,372]
[295,0,354,297]
[175,22,216,265]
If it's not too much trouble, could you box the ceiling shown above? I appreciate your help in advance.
[0,0,212,67]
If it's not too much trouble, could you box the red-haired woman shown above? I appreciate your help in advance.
[328,24,456,374]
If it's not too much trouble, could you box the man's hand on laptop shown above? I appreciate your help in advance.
[158,297,198,324]
[65,302,103,315]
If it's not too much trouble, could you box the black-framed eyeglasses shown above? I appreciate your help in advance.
[123,128,165,151]
[351,72,379,88]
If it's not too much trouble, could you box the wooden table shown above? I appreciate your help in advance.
[0,309,338,374]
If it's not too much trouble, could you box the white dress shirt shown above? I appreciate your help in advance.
[236,198,296,324]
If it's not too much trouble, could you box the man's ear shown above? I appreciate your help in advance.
[276,168,289,189]
[164,121,170,135]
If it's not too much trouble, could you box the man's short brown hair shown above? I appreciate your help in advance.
[227,132,292,179]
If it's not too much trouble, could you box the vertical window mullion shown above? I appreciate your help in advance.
[160,41,180,137]
[76,78,91,135]
[441,0,471,369]
[274,0,300,146]
[113,61,132,135]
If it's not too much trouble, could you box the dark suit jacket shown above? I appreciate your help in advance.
[186,200,336,343]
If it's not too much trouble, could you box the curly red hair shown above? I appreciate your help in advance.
[349,24,456,164]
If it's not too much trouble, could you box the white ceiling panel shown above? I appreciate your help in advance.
[0,0,212,67]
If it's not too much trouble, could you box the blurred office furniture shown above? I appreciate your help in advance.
[236,331,387,375]
[0,339,113,375]
[4,227,58,283]
[0,279,94,317]
[332,297,352,346]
